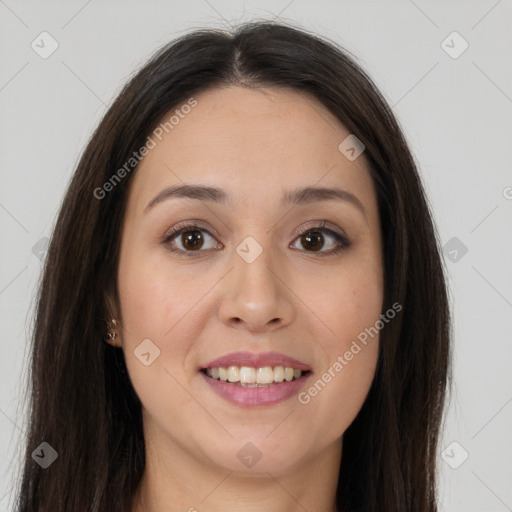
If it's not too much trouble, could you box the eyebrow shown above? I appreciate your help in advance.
[144,184,366,217]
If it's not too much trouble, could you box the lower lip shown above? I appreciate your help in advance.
[200,371,311,407]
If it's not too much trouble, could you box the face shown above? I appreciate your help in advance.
[115,85,383,477]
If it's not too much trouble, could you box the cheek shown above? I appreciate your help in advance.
[317,283,381,378]
[117,242,204,341]
[117,251,201,429]
[117,264,172,338]
[307,251,383,347]
[116,244,219,388]
[300,342,379,445]
[116,243,191,388]
[294,257,382,435]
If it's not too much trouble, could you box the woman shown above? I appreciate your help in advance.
[16,20,451,512]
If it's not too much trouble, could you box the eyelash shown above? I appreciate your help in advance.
[162,221,350,258]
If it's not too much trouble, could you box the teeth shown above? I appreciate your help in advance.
[257,366,274,384]
[284,367,294,382]
[274,366,285,383]
[204,365,305,386]
[240,366,256,384]
[227,366,239,382]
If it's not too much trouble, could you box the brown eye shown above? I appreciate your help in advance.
[181,230,204,250]
[290,226,349,255]
[164,225,222,255]
[300,230,324,251]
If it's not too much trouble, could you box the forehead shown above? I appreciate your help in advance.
[128,85,374,211]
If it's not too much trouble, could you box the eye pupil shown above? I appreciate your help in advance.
[301,230,324,251]
[182,230,204,250]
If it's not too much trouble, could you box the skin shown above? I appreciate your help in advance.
[113,85,383,512]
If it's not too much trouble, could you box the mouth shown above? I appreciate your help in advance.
[200,365,311,387]
[198,351,313,407]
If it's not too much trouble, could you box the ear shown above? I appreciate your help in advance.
[103,285,123,348]
[103,282,121,322]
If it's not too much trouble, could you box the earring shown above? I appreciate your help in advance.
[105,318,121,347]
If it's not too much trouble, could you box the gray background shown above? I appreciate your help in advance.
[1,1,511,510]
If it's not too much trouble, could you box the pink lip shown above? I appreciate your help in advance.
[200,371,312,407]
[201,351,311,371]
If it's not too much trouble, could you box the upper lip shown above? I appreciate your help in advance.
[201,351,311,371]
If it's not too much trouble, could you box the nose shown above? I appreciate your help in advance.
[217,247,295,333]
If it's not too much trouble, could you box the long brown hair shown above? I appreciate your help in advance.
[15,20,451,512]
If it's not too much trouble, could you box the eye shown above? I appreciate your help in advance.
[290,223,350,255]
[163,223,223,256]
[162,221,349,257]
